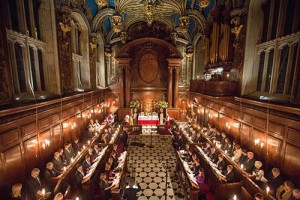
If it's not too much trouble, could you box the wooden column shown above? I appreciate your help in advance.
[167,66,173,107]
[167,58,182,108]
[116,58,131,108]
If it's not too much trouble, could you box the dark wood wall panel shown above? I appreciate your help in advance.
[24,136,39,172]
[253,117,267,130]
[3,146,25,185]
[287,128,299,143]
[241,124,251,149]
[1,129,19,146]
[267,136,281,167]
[283,144,300,179]
[38,117,50,129]
[268,122,284,137]
[22,123,36,137]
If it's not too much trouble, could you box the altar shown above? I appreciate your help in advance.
[137,114,159,125]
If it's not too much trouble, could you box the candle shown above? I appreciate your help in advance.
[225,150,228,154]
[63,167,66,172]
[232,156,234,161]
[260,143,264,148]
[71,158,74,163]
[76,197,79,200]
[42,188,45,196]
[241,164,244,170]
[77,151,80,155]
[266,186,270,194]
[88,140,90,145]
[83,145,86,149]
[233,194,237,200]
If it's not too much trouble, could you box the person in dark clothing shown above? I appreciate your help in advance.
[72,139,80,154]
[124,181,141,200]
[27,168,51,200]
[209,147,218,163]
[216,155,226,171]
[267,167,283,195]
[289,189,300,200]
[82,155,92,174]
[224,165,235,183]
[75,164,85,190]
[99,173,111,199]
[43,162,58,192]
[242,152,255,173]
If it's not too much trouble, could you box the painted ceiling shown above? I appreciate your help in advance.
[86,0,215,41]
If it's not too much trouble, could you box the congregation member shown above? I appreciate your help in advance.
[82,155,92,174]
[43,162,58,191]
[58,148,67,165]
[87,147,96,162]
[64,143,74,165]
[10,183,22,200]
[75,164,85,190]
[242,152,255,173]
[289,189,300,200]
[216,155,226,171]
[267,167,283,195]
[238,148,248,164]
[215,131,222,143]
[93,143,101,156]
[72,138,81,154]
[209,147,218,163]
[27,168,51,200]
[203,142,211,155]
[276,181,295,200]
[250,161,267,188]
[52,151,66,173]
[191,157,202,175]
[99,173,111,199]
[223,165,235,183]
[196,168,206,198]
[233,144,243,163]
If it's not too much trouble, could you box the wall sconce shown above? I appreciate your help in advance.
[254,139,264,148]
[42,139,51,149]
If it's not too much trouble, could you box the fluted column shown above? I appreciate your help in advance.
[167,66,173,107]
[174,67,179,108]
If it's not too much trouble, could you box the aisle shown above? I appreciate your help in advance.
[125,135,185,200]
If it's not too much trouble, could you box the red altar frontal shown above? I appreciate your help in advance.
[137,115,159,125]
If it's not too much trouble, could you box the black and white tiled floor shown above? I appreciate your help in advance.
[124,135,185,200]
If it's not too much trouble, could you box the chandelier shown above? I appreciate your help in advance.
[95,0,107,7]
[111,13,123,33]
[199,0,210,8]
[179,16,189,33]
[145,4,154,26]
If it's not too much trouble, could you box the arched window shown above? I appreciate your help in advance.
[256,52,265,91]
[14,43,26,93]
[276,45,289,93]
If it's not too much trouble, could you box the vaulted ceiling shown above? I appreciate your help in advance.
[85,0,215,43]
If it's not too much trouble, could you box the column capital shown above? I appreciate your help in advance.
[115,57,131,66]
[166,58,182,67]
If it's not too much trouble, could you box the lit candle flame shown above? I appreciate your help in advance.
[266,186,270,194]
[42,188,45,196]
[241,164,244,169]
[63,167,66,172]
[233,194,237,200]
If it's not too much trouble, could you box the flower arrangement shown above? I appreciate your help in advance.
[129,100,140,109]
[155,100,168,109]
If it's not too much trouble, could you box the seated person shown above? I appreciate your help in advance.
[267,167,283,195]
[93,143,101,156]
[223,165,235,183]
[215,131,222,142]
[87,148,96,162]
[99,173,111,199]
[254,193,264,200]
[10,183,22,200]
[209,147,218,163]
[43,162,58,191]
[290,189,300,200]
[216,155,226,171]
[196,168,205,190]
[276,181,294,200]
[27,168,51,200]
[203,142,211,155]
[105,162,113,178]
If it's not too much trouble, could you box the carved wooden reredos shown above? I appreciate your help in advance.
[116,38,182,110]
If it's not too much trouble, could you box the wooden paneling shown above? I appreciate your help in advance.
[51,114,60,124]
[243,113,252,124]
[283,144,300,179]
[3,145,25,185]
[1,129,19,146]
[253,117,266,130]
[266,136,281,166]
[287,128,300,144]
[52,125,63,150]
[241,124,251,148]
[24,137,39,171]
[22,123,36,137]
[38,117,50,129]
[231,120,240,141]
[268,122,284,137]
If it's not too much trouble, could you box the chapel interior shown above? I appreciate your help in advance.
[0,0,300,200]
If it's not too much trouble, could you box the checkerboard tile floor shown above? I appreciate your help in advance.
[124,135,185,200]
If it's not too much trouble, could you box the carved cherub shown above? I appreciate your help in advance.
[59,22,71,37]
